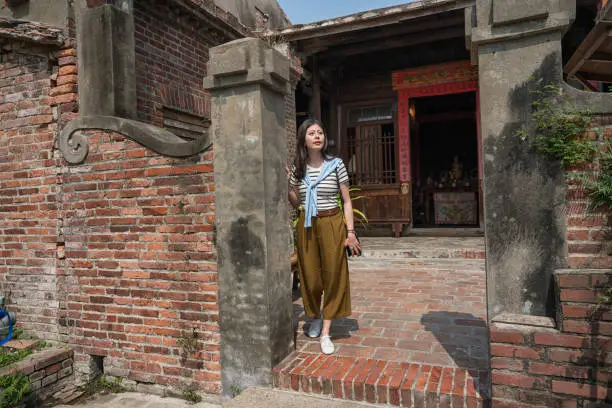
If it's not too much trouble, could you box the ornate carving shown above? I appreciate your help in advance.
[59,115,211,164]
[397,89,411,182]
[392,61,478,91]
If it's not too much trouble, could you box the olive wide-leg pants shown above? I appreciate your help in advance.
[296,208,352,320]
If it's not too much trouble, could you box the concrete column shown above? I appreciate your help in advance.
[204,38,293,396]
[469,0,576,317]
[310,55,322,120]
[77,3,136,118]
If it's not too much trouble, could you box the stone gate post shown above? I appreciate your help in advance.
[468,0,576,317]
[204,38,293,396]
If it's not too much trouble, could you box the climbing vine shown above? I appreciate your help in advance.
[518,82,612,210]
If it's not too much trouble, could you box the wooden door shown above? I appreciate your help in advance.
[346,120,411,235]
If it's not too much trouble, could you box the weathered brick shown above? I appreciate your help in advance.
[552,380,608,399]
[492,373,547,390]
[491,344,544,360]
[557,274,590,289]
[528,362,588,379]
[533,333,588,349]
[490,329,525,344]
[45,363,61,376]
[561,304,593,319]
[560,289,599,303]
[29,369,45,382]
[42,373,58,387]
[491,357,524,371]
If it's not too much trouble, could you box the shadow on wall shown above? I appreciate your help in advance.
[484,51,567,317]
[576,280,612,406]
[421,311,490,400]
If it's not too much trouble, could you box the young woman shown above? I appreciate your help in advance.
[287,119,361,355]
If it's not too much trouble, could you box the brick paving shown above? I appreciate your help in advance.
[276,237,490,407]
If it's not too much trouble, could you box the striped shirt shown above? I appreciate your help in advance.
[290,159,350,211]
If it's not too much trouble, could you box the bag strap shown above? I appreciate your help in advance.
[0,310,13,346]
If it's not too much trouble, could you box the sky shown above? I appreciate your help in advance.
[277,0,411,24]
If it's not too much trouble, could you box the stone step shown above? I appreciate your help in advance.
[224,388,379,407]
[357,248,485,260]
[273,352,490,408]
[356,237,485,260]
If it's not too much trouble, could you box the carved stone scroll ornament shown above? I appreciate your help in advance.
[58,115,211,164]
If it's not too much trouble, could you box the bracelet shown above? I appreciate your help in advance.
[347,229,355,234]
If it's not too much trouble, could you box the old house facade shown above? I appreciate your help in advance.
[0,0,610,406]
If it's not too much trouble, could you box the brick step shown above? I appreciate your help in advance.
[273,352,491,408]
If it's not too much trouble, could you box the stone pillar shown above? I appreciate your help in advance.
[469,0,576,317]
[286,69,301,163]
[204,38,293,396]
[77,2,136,118]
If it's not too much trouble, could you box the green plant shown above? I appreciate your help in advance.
[177,328,199,356]
[229,384,242,398]
[336,187,368,227]
[519,82,612,210]
[0,374,32,408]
[580,139,612,209]
[598,285,612,305]
[182,385,202,403]
[11,327,23,340]
[97,375,125,393]
[291,187,369,228]
[0,348,32,369]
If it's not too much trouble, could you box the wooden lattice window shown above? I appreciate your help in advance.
[346,105,396,185]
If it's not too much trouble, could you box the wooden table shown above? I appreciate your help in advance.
[423,186,478,226]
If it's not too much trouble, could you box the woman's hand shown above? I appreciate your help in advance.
[286,164,300,209]
[285,164,291,181]
[344,232,361,256]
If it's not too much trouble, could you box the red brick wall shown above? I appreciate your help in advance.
[490,270,611,407]
[55,3,225,391]
[133,0,216,127]
[566,121,611,269]
[59,135,219,392]
[0,42,76,342]
[1,1,296,396]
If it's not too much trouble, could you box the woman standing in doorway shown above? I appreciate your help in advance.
[287,118,361,355]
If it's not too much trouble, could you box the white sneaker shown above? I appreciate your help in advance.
[320,335,335,355]
[307,318,322,338]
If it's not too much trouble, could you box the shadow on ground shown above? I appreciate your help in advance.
[292,301,359,343]
[421,311,490,399]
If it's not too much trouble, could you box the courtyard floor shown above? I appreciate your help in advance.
[275,236,490,407]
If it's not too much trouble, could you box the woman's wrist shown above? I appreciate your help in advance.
[347,229,355,235]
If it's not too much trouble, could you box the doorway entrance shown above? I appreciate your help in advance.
[393,60,482,231]
[410,92,479,228]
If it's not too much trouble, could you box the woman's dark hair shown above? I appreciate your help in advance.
[294,118,332,181]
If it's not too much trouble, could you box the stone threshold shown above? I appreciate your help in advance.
[357,248,485,260]
[273,351,490,408]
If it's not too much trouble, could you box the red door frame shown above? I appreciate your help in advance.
[392,61,482,227]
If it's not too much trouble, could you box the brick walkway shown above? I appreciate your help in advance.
[275,237,490,407]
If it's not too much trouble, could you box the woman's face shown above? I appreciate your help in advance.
[305,124,325,151]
